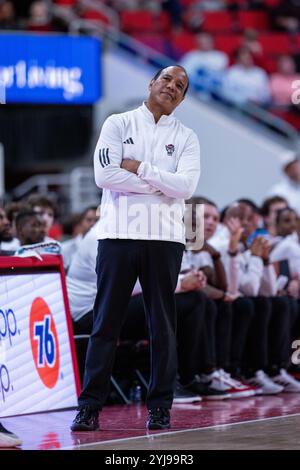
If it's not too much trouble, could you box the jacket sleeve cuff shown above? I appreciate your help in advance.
[137,161,146,178]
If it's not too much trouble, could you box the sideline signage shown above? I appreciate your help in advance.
[0,255,80,417]
[0,33,101,104]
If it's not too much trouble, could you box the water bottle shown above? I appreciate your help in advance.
[130,382,142,403]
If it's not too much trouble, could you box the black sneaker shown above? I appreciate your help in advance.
[146,408,170,430]
[0,423,22,447]
[70,406,100,431]
[173,380,202,403]
[184,374,231,400]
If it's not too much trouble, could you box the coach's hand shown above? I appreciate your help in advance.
[121,159,142,174]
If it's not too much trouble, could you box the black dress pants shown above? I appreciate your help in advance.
[176,291,206,384]
[243,297,272,374]
[268,296,291,371]
[231,297,255,374]
[74,291,206,388]
[78,239,184,411]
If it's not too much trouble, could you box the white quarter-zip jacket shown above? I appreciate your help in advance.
[94,103,201,244]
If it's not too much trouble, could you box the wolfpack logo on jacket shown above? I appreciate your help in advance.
[165,144,175,156]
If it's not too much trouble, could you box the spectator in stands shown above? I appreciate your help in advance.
[180,197,256,399]
[0,0,18,29]
[108,0,142,12]
[238,198,262,232]
[180,33,228,95]
[268,152,300,215]
[10,0,34,20]
[0,205,15,254]
[5,201,21,238]
[270,207,300,369]
[62,206,99,270]
[61,213,83,241]
[270,207,300,280]
[270,55,300,107]
[26,194,56,240]
[0,422,22,448]
[221,47,271,106]
[187,0,226,12]
[260,195,288,237]
[220,201,300,393]
[240,29,263,61]
[184,0,228,33]
[79,206,99,235]
[206,202,274,393]
[3,201,30,251]
[271,0,300,33]
[161,0,182,29]
[27,0,53,32]
[261,197,282,223]
[15,210,45,246]
[211,202,281,394]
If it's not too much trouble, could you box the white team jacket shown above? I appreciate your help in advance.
[94,103,201,244]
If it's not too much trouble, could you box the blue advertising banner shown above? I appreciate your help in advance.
[0,33,101,104]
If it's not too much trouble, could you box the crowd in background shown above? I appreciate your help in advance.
[1,0,300,126]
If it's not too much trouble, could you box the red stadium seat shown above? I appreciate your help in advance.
[238,11,270,30]
[120,10,154,33]
[202,11,234,32]
[171,32,198,56]
[295,34,300,50]
[184,10,233,32]
[263,56,278,73]
[259,34,291,54]
[159,11,171,32]
[53,0,76,6]
[271,110,300,130]
[214,34,242,54]
[180,0,201,6]
[264,0,280,7]
[81,9,111,26]
[27,23,53,32]
[120,10,170,34]
[132,33,167,55]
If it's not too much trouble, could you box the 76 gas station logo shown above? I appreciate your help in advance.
[34,315,56,368]
[30,298,60,389]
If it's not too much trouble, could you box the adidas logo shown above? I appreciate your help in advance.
[123,137,134,144]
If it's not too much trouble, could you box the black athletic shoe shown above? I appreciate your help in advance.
[184,374,231,400]
[70,406,100,431]
[173,380,201,403]
[146,408,170,430]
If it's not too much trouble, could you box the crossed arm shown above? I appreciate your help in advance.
[94,115,200,199]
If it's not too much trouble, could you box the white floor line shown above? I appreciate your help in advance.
[61,412,300,450]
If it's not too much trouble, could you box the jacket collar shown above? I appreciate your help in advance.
[139,101,175,125]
